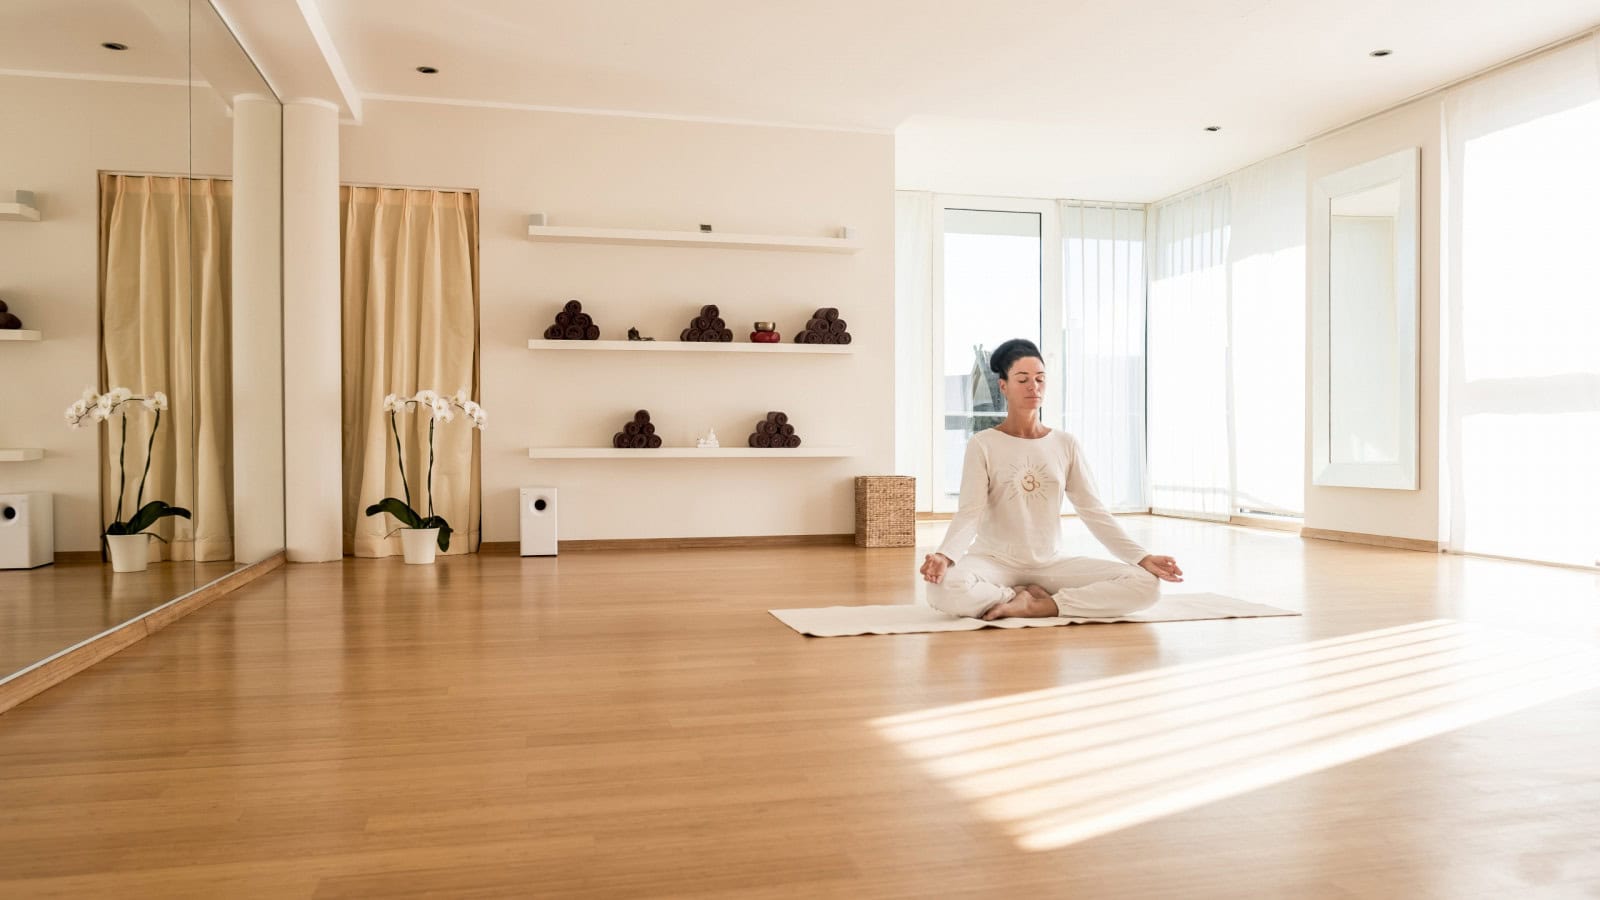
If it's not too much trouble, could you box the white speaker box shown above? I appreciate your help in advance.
[0,492,54,569]
[520,487,557,556]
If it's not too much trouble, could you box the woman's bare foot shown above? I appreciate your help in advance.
[981,586,1060,620]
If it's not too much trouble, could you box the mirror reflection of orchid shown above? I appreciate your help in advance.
[364,389,487,552]
[63,387,191,541]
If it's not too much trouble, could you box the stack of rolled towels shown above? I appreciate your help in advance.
[679,304,733,342]
[748,411,802,448]
[543,300,601,340]
[612,409,664,449]
[794,307,851,344]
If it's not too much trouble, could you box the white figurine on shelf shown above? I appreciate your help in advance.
[697,427,720,449]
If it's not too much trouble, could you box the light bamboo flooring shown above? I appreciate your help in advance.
[0,560,238,678]
[0,517,1596,899]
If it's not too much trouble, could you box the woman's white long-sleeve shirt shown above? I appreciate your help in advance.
[935,429,1147,568]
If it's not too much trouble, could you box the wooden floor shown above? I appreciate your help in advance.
[0,517,1597,899]
[0,559,239,678]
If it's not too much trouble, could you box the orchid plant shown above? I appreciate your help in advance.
[64,387,191,542]
[364,389,487,552]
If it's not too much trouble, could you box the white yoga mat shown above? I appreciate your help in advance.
[769,593,1298,637]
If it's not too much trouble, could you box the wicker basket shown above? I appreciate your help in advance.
[854,476,916,547]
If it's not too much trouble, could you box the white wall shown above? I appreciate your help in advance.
[1304,99,1443,542]
[338,101,895,542]
[0,76,231,551]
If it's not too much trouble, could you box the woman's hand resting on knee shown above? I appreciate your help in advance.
[1137,554,1184,582]
[920,553,952,584]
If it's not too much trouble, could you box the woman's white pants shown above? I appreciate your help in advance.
[927,554,1159,619]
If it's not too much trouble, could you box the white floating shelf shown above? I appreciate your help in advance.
[528,447,854,460]
[527,224,861,253]
[0,202,40,222]
[0,330,41,341]
[0,448,44,461]
[527,338,850,355]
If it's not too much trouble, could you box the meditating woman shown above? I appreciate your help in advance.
[921,338,1184,620]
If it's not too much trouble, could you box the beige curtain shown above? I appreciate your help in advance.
[341,186,481,557]
[98,173,234,562]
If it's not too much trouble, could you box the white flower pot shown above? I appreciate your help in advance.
[400,527,440,565]
[106,533,150,572]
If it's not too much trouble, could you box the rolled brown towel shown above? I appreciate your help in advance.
[701,304,720,319]
[699,331,719,342]
[838,332,852,345]
[543,324,562,339]
[556,311,573,327]
[789,435,803,448]
[692,316,710,331]
[584,324,600,340]
[574,312,592,328]
[767,411,787,425]
[780,423,794,436]
[631,433,649,448]
[0,299,8,312]
[752,432,772,448]
[641,422,655,435]
[646,434,662,449]
[564,299,582,314]
[680,328,693,341]
[806,318,828,333]
[824,307,839,322]
[613,433,627,448]
[563,324,584,339]
[709,317,725,330]
[634,409,651,423]
[756,420,774,436]
[0,312,19,329]
[829,318,847,334]
[718,329,732,342]
[624,421,640,437]
[803,331,824,344]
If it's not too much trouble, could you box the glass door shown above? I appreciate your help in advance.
[930,199,1060,512]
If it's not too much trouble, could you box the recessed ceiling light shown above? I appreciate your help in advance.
[1370,49,1392,57]
[101,42,128,51]
[1204,125,1221,132]
[416,66,439,74]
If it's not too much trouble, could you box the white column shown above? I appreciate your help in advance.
[231,95,285,565]
[282,99,343,561]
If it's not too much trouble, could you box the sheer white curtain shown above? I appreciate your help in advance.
[895,191,935,510]
[1443,33,1600,567]
[1061,201,1146,511]
[1148,183,1232,520]
[1228,150,1307,517]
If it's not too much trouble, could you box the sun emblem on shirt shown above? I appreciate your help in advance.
[1004,461,1056,502]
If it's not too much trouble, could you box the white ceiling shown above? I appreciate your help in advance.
[15,1,1600,201]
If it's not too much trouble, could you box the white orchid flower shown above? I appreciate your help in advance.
[90,405,110,423]
[453,389,469,404]
[95,394,115,413]
[382,393,399,413]
[151,391,168,411]
[414,389,438,406]
[111,386,133,403]
[81,386,98,403]
[431,397,454,422]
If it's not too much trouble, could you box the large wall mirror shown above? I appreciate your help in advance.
[1310,147,1420,490]
[0,1,283,690]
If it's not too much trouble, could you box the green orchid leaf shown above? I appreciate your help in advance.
[123,501,191,535]
[421,515,453,551]
[365,497,424,529]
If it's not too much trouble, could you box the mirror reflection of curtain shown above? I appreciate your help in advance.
[98,173,234,561]
[1443,33,1600,567]
[340,186,481,558]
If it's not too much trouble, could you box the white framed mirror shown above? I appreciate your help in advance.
[1311,147,1420,490]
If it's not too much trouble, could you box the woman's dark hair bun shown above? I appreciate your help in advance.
[989,338,1043,378]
